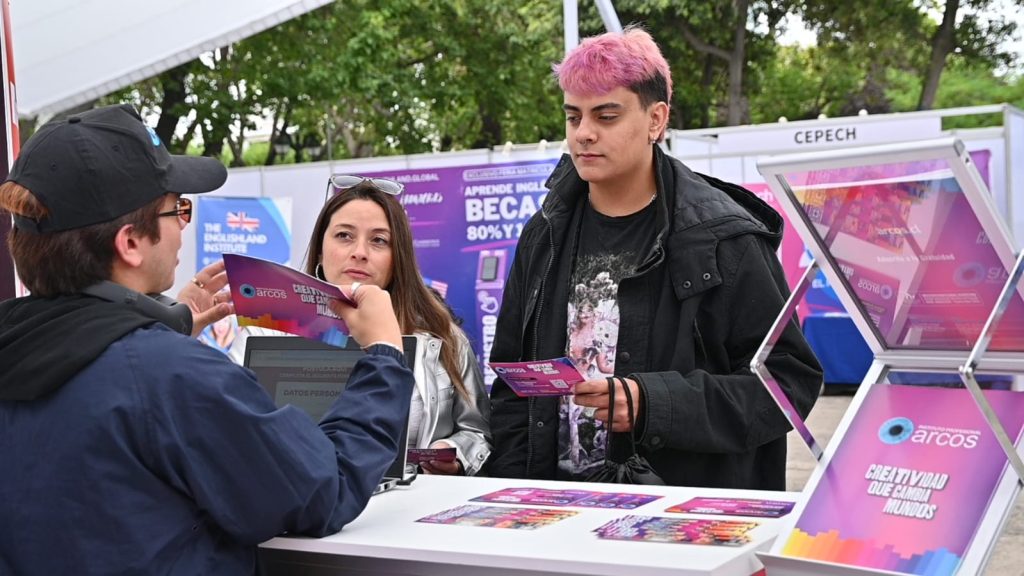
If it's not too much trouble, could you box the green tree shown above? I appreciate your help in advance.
[917,0,1021,109]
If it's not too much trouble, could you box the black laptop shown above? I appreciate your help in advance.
[243,335,416,494]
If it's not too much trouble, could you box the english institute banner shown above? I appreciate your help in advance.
[782,384,1024,575]
[196,196,292,268]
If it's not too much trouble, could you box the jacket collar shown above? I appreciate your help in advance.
[542,145,784,300]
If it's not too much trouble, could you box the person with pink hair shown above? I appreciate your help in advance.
[488,27,822,489]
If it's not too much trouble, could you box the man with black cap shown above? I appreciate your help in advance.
[0,104,415,575]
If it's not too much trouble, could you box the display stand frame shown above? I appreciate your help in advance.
[750,137,1024,576]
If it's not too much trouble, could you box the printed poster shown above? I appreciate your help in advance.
[667,497,795,518]
[196,196,292,267]
[472,487,661,510]
[358,160,559,387]
[778,147,987,317]
[594,516,758,546]
[781,385,1024,575]
[416,505,577,530]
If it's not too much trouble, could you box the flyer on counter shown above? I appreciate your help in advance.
[223,254,354,347]
[487,357,586,397]
[416,505,577,530]
[780,385,1024,575]
[666,497,795,518]
[406,447,457,465]
[594,516,758,546]
[472,487,661,510]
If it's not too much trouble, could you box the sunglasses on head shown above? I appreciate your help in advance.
[327,175,404,197]
[158,197,192,224]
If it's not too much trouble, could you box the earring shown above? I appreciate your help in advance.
[315,263,325,280]
[650,138,657,146]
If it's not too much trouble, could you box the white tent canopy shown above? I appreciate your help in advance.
[10,0,334,118]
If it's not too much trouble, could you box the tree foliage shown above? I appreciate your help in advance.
[90,0,1024,165]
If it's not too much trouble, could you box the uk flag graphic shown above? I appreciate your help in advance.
[226,211,260,232]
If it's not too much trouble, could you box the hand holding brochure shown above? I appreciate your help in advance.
[407,447,457,465]
[487,357,586,397]
[223,254,355,347]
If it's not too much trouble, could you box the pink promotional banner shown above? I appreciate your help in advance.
[743,182,810,314]
[783,384,1024,575]
[779,150,992,322]
[223,254,353,346]
[359,160,558,385]
[784,152,1024,352]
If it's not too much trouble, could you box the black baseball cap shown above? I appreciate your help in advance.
[7,104,228,233]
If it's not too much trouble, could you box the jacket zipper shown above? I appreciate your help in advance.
[527,207,557,477]
[693,319,708,366]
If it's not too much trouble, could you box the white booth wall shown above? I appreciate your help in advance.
[176,105,1024,310]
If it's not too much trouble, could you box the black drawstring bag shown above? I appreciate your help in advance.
[585,376,666,485]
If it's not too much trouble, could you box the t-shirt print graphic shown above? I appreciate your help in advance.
[558,252,636,479]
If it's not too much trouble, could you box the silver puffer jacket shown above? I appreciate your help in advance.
[410,329,492,475]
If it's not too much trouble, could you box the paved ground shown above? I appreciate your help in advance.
[786,392,1024,576]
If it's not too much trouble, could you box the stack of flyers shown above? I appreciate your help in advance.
[487,357,586,397]
[472,487,661,510]
[593,516,758,546]
[406,447,457,465]
[416,505,577,530]
[223,254,355,347]
[665,497,795,518]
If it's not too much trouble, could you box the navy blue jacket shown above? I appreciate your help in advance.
[0,295,413,576]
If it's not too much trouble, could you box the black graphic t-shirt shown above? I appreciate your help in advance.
[557,196,658,480]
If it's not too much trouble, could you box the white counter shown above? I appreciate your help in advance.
[259,475,801,576]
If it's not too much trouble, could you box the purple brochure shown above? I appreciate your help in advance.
[594,516,757,546]
[574,492,662,510]
[472,488,595,506]
[666,497,795,518]
[223,254,355,347]
[487,357,585,397]
[407,447,457,465]
[472,487,661,510]
[416,505,577,530]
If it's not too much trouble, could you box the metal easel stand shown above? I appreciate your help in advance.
[959,249,1024,485]
[751,259,824,461]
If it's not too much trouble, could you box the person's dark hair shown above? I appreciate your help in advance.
[305,182,468,398]
[0,181,164,297]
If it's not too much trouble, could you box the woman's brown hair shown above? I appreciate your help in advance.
[304,181,468,398]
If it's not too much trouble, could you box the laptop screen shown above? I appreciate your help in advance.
[243,336,415,481]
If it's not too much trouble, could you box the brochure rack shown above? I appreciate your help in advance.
[751,138,1024,576]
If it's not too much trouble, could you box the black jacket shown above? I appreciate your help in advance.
[487,146,823,490]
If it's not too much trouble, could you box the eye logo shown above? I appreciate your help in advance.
[879,417,914,444]
[240,284,257,298]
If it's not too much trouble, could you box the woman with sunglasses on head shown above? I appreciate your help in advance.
[303,175,491,476]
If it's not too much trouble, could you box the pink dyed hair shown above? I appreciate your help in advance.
[554,25,673,107]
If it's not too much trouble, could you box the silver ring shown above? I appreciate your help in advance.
[350,281,362,296]
[191,277,205,289]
